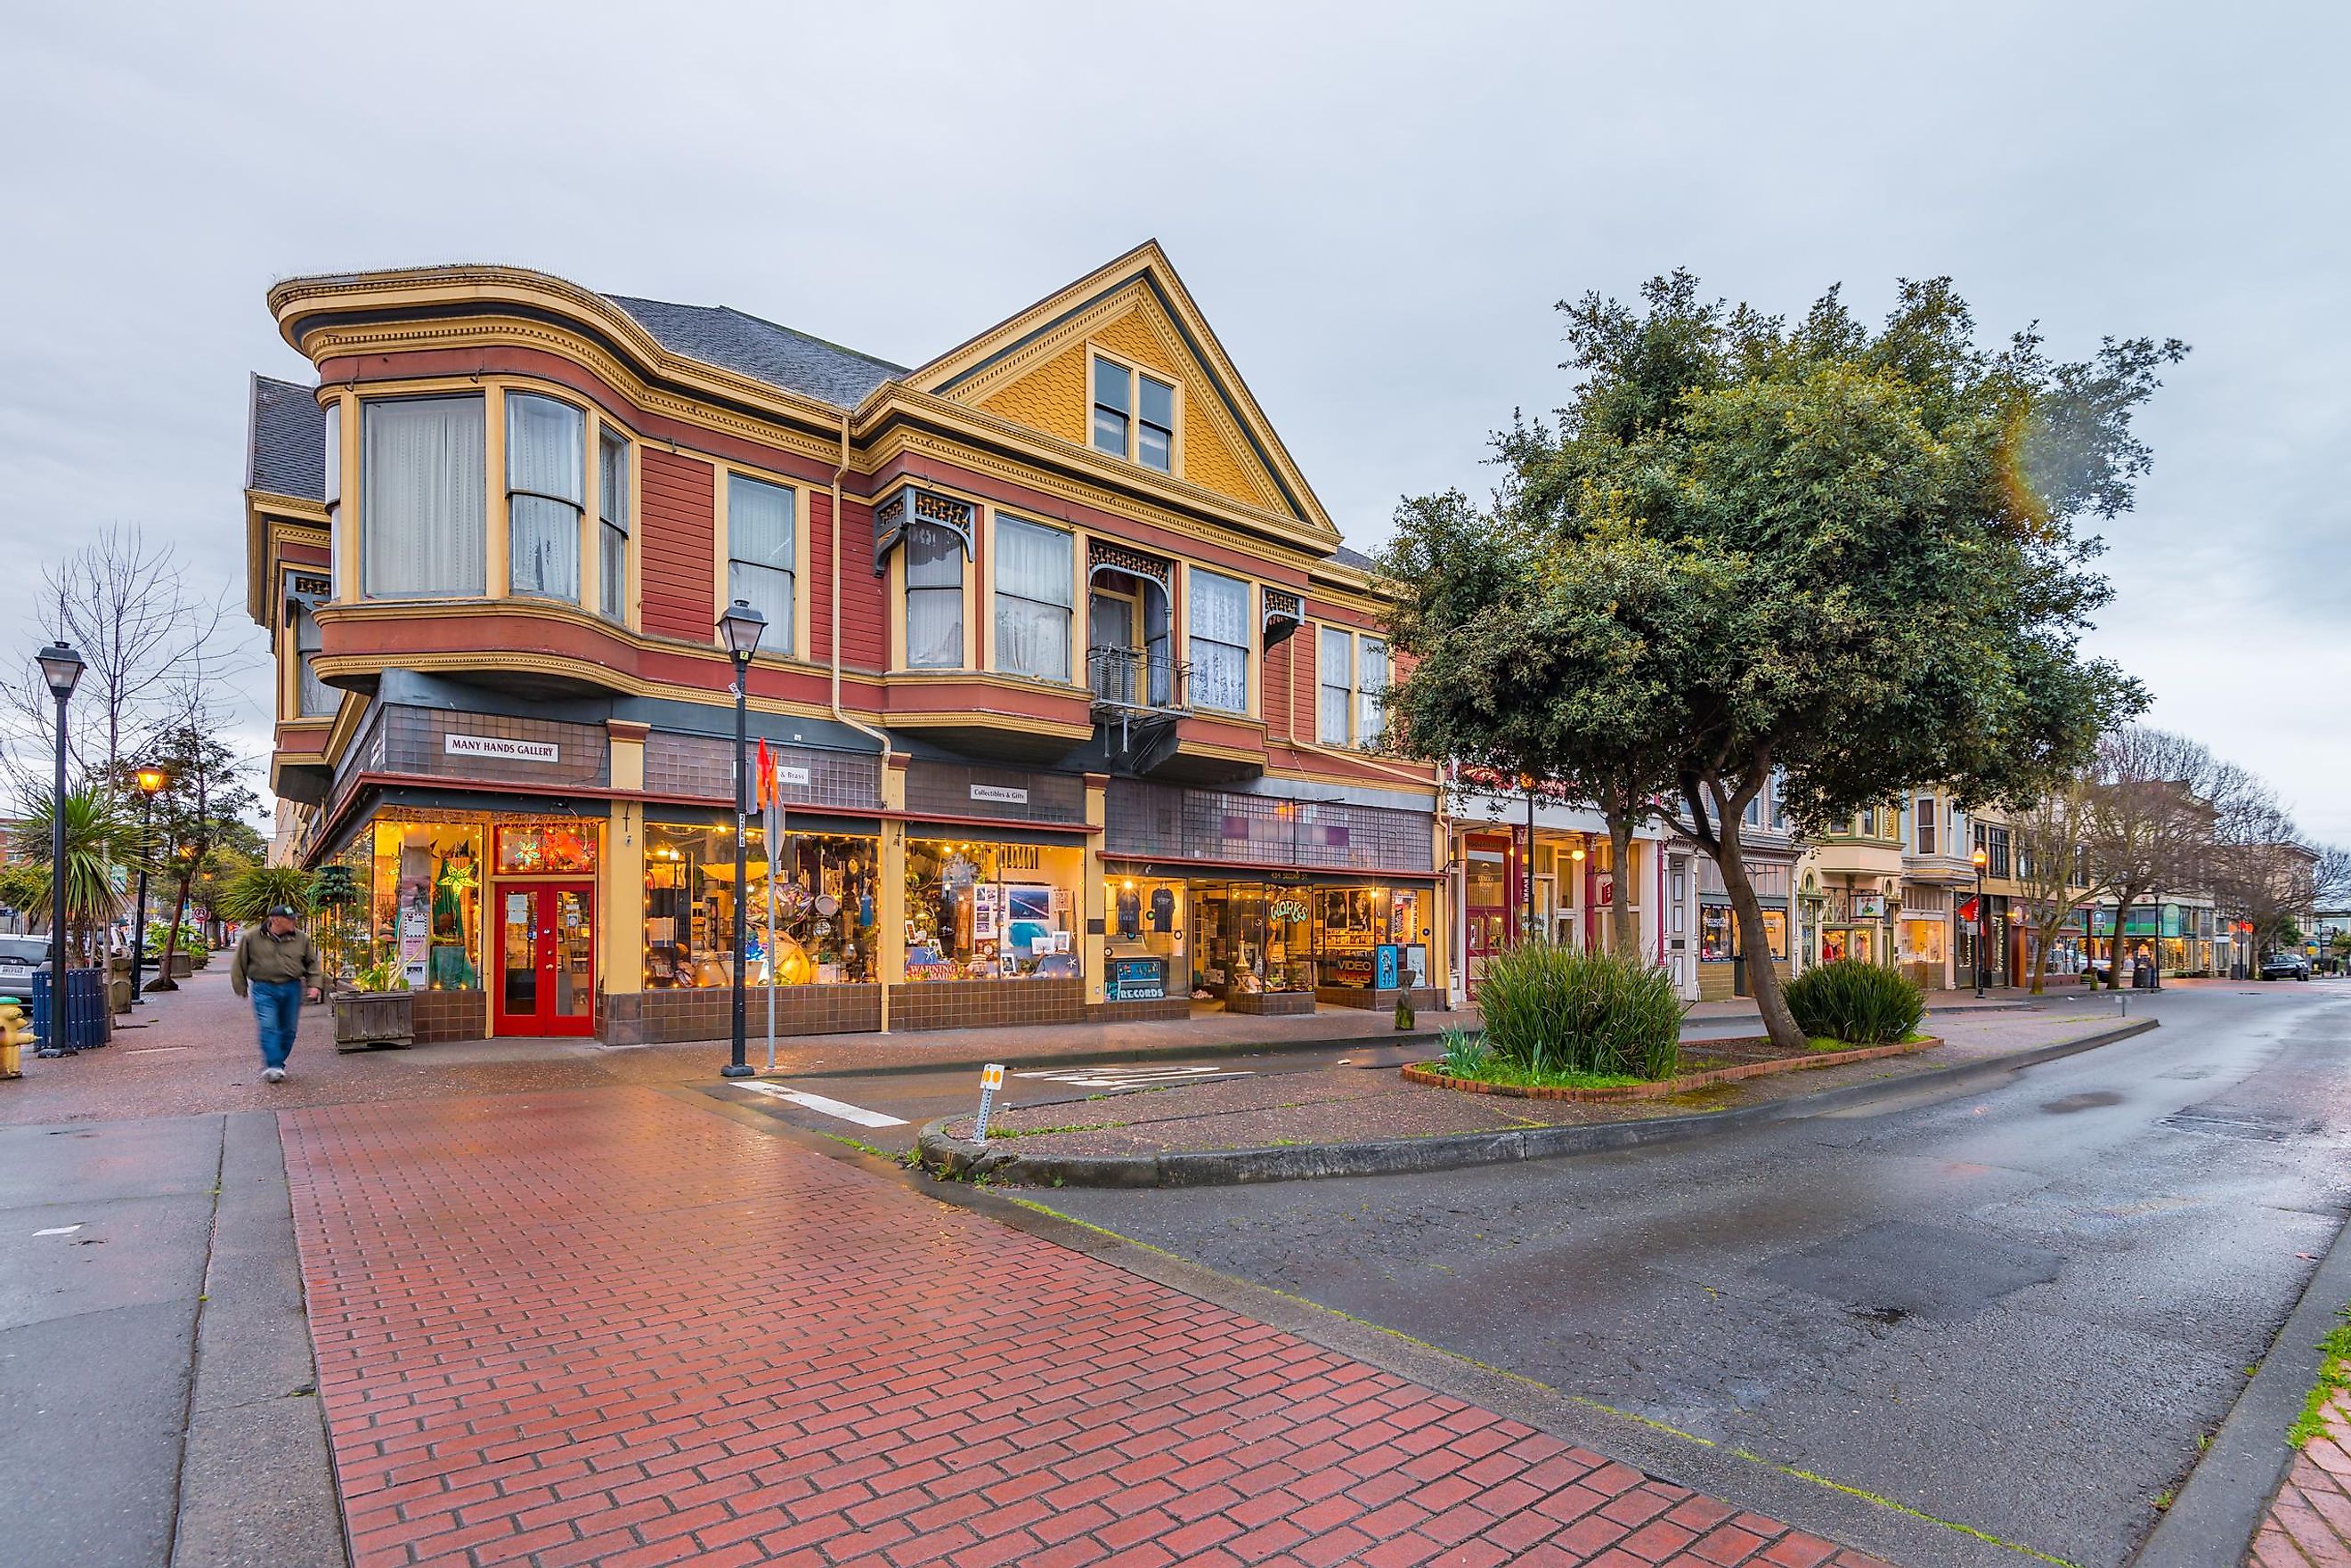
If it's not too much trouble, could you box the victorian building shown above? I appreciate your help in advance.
[245,246,1446,1043]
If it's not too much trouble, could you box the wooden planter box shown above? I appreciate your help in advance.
[332,990,414,1052]
[169,953,193,978]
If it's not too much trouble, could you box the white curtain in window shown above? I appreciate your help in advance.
[1319,627,1352,744]
[507,394,582,602]
[994,517,1073,680]
[905,524,964,669]
[1356,638,1388,744]
[728,475,795,650]
[362,396,485,599]
[1189,570,1249,712]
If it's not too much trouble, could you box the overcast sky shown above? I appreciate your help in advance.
[6,3,2346,837]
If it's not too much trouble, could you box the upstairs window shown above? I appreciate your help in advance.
[1916,795,1937,856]
[362,394,485,600]
[1091,357,1176,472]
[1316,627,1386,746]
[293,601,332,717]
[322,404,341,531]
[506,393,583,602]
[1356,638,1388,745]
[597,429,629,622]
[727,475,795,654]
[1188,570,1249,713]
[1318,627,1351,744]
[904,523,964,669]
[993,516,1073,681]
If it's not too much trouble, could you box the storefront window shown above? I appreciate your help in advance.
[370,821,485,990]
[496,825,598,874]
[1106,875,1186,1000]
[905,840,1082,981]
[1900,918,1948,965]
[643,823,877,988]
[1761,909,1789,960]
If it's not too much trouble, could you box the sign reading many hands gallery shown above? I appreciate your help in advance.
[446,734,560,763]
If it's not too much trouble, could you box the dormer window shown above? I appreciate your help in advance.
[1091,357,1175,473]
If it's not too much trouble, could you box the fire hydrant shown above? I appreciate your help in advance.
[0,997,34,1078]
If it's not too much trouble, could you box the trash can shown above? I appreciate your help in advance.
[1731,955,1748,997]
[2132,960,2153,989]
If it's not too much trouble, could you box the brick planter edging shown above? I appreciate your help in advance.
[1399,1035,1941,1101]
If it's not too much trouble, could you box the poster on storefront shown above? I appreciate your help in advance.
[400,876,432,987]
[973,883,1001,941]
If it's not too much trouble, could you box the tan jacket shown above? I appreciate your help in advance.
[230,926,323,995]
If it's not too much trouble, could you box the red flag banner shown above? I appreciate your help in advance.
[1957,897,1979,924]
[754,738,773,810]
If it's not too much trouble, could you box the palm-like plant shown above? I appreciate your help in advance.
[215,865,314,923]
[17,786,148,963]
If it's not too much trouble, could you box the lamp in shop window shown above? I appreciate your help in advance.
[715,598,766,1079]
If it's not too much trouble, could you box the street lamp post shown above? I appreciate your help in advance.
[128,766,167,1005]
[36,642,85,1057]
[715,599,767,1080]
[1969,846,1989,999]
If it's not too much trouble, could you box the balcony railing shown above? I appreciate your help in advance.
[1087,646,1186,714]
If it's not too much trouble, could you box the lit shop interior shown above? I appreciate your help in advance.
[903,840,1084,982]
[1102,875,1429,1003]
[643,822,879,988]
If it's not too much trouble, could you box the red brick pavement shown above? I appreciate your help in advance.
[281,1086,1889,1568]
[2250,1393,2351,1566]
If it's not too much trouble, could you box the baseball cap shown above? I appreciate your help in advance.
[266,905,299,918]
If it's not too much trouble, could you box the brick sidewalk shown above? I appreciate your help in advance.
[281,1086,1885,1568]
[2250,1390,2351,1566]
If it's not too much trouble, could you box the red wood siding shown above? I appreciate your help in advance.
[642,451,715,641]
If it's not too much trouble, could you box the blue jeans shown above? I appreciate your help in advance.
[251,980,302,1070]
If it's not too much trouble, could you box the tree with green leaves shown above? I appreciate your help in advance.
[142,716,261,989]
[16,786,146,961]
[1383,272,2178,1050]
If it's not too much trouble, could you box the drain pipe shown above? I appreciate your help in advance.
[826,410,896,1032]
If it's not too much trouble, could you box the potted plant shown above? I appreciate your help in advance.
[332,954,413,1052]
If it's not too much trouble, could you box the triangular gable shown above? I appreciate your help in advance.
[905,241,1337,541]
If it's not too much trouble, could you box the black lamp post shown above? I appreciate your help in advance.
[36,641,85,1057]
[716,598,766,1079]
[1970,845,1989,998]
[128,765,167,1005]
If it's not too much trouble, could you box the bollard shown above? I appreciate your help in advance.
[972,1062,1006,1141]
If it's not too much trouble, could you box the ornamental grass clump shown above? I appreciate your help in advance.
[1784,958,1924,1045]
[1474,941,1685,1081]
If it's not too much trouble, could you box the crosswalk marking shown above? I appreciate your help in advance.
[728,1081,907,1127]
[1013,1062,1251,1092]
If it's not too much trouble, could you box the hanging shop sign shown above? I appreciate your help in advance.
[446,734,559,763]
[970,783,1029,805]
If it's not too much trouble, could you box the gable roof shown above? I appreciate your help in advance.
[604,295,905,409]
[901,240,1338,545]
[248,374,326,500]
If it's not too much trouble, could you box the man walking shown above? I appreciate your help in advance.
[229,905,322,1083]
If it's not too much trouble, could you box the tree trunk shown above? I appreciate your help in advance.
[151,873,191,991]
[2106,881,2147,987]
[1607,812,1641,961]
[1719,834,1802,1050]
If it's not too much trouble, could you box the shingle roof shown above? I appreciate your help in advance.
[604,295,905,409]
[248,374,326,500]
[1331,544,1376,571]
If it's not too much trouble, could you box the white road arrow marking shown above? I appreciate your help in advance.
[728,1081,907,1127]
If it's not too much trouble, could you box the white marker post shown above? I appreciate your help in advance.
[972,1062,1006,1141]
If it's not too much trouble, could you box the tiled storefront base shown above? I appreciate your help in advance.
[603,985,883,1045]
[411,989,486,1044]
[888,978,1085,1032]
[1084,996,1192,1024]
[1223,989,1316,1016]
[1315,986,1446,1012]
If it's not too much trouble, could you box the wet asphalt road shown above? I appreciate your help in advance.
[1045,984,2351,1568]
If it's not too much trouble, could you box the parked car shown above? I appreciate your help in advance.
[2260,952,2313,981]
[0,937,48,999]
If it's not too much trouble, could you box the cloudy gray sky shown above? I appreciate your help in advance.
[6,3,2346,836]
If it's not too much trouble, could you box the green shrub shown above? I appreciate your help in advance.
[215,865,316,923]
[1475,941,1685,1081]
[1437,1026,1491,1078]
[1784,958,1924,1044]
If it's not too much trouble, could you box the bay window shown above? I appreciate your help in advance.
[598,429,629,622]
[506,393,583,602]
[1189,569,1249,713]
[994,516,1074,681]
[362,394,485,599]
[293,601,332,716]
[905,522,964,669]
[726,474,795,653]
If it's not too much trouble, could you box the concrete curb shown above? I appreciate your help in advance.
[919,1016,2161,1187]
[2131,1172,2351,1567]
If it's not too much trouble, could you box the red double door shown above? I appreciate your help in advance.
[493,881,596,1036]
